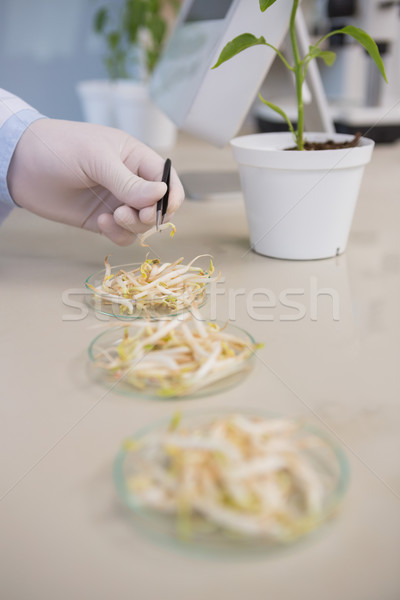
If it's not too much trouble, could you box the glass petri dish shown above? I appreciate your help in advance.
[88,320,256,400]
[85,262,209,320]
[113,408,350,557]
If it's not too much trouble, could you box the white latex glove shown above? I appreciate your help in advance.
[7,118,184,245]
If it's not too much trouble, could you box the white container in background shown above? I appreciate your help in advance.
[231,132,375,260]
[113,80,177,151]
[76,80,116,127]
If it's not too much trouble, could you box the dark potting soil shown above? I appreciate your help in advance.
[287,132,362,151]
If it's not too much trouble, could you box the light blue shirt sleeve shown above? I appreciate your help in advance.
[0,98,46,223]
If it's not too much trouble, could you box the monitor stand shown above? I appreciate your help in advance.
[180,170,242,201]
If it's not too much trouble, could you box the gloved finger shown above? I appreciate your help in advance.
[139,205,176,226]
[124,144,185,217]
[165,167,185,215]
[138,170,183,226]
[135,166,183,226]
[113,205,149,234]
[95,157,167,211]
[138,205,156,225]
[125,141,169,181]
[97,212,136,246]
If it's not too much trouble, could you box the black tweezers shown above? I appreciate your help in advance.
[156,158,171,230]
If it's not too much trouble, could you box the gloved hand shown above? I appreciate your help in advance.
[7,118,184,245]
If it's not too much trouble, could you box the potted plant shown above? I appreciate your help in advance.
[212,0,387,260]
[77,0,179,150]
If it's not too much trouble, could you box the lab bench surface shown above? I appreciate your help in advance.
[0,133,399,600]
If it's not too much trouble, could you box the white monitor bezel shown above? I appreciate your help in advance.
[150,0,294,146]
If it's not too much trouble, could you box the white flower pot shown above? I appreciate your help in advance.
[113,80,177,151]
[231,132,374,260]
[76,80,116,128]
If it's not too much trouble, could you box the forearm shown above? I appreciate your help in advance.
[0,89,46,221]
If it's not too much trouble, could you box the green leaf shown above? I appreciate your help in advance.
[212,33,267,69]
[258,94,295,137]
[148,14,166,45]
[308,45,336,66]
[331,26,388,82]
[124,0,146,43]
[93,7,108,33]
[148,0,159,13]
[107,31,120,51]
[259,0,278,11]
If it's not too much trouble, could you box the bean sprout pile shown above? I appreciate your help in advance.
[94,313,259,397]
[123,413,339,540]
[87,253,218,317]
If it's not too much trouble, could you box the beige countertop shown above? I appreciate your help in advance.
[0,133,399,600]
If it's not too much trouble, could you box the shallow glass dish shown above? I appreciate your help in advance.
[85,262,209,320]
[88,321,256,400]
[113,409,350,557]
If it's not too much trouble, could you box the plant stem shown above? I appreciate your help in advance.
[263,42,294,72]
[289,0,304,150]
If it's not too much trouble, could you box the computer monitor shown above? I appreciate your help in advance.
[150,0,294,147]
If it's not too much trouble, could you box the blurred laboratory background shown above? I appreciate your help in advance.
[0,0,107,120]
[0,0,399,140]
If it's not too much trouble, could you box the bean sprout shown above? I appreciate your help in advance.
[87,253,218,317]
[140,222,176,248]
[123,413,340,540]
[94,314,260,397]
